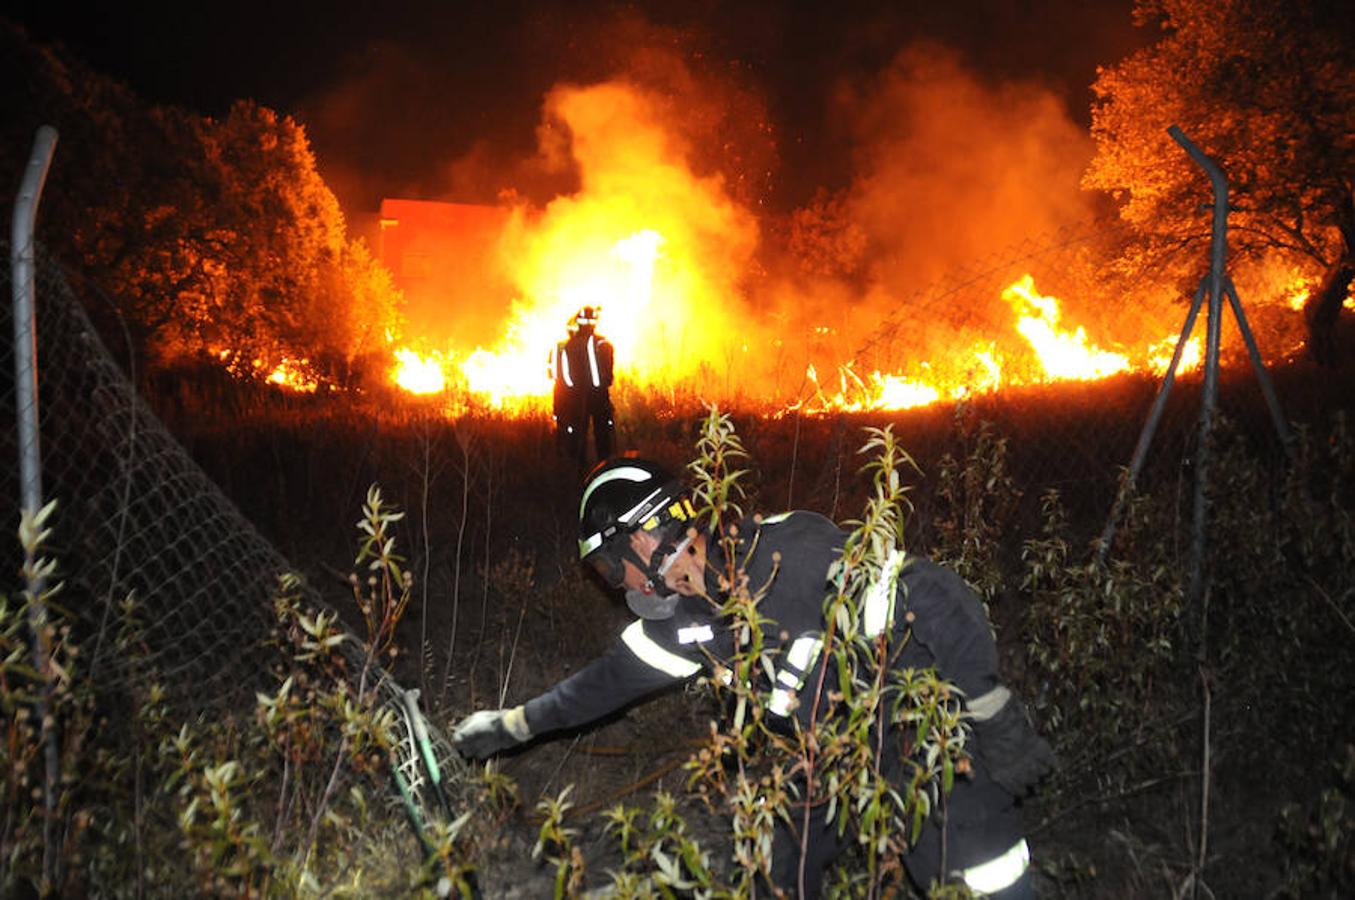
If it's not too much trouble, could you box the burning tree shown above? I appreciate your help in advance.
[0,25,402,389]
[1084,0,1355,365]
[171,101,403,386]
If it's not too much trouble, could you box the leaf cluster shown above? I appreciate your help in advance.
[1085,0,1355,277]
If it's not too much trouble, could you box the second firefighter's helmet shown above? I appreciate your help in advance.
[578,457,695,586]
[574,306,599,329]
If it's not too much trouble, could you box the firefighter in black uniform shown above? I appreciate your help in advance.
[453,458,1053,897]
[551,306,614,468]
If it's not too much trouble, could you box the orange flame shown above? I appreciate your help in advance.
[264,358,318,393]
[1002,274,1130,381]
[1286,283,1311,312]
[392,348,449,395]
[1146,335,1202,376]
[369,80,761,412]
[384,227,676,411]
[792,274,1211,413]
[293,79,1303,415]
[208,346,320,393]
[379,244,1234,416]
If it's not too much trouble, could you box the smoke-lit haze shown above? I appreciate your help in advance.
[284,7,1150,401]
[844,44,1097,291]
[24,0,1233,406]
[384,27,1125,402]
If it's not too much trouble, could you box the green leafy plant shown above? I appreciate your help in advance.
[1274,744,1355,899]
[533,785,585,899]
[682,408,968,896]
[933,406,1022,607]
[1021,485,1188,789]
[0,501,110,896]
[600,792,718,895]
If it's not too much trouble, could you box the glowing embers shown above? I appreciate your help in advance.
[1146,335,1202,376]
[208,346,320,393]
[265,358,318,393]
[1280,269,1355,313]
[1285,280,1311,313]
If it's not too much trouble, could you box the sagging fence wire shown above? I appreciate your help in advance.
[2,227,467,864]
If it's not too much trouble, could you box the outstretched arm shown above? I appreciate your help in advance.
[453,620,702,758]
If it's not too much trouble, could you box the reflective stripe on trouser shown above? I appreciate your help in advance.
[896,748,1029,898]
[620,620,701,678]
[769,731,1030,898]
[962,839,1030,895]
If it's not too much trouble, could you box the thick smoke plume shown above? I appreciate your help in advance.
[760,43,1101,384]
[310,20,1142,403]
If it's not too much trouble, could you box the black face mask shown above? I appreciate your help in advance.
[625,587,680,620]
[593,529,674,588]
[592,529,693,610]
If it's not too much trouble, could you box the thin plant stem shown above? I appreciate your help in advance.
[420,427,433,696]
[1194,664,1213,900]
[498,598,529,708]
[440,430,472,709]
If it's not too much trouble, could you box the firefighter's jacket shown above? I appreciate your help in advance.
[523,511,1001,739]
[552,330,613,413]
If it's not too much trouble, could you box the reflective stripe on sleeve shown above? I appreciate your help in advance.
[560,348,573,387]
[966,685,1011,721]
[587,335,601,386]
[677,624,714,644]
[786,634,822,671]
[962,839,1030,895]
[768,634,823,717]
[621,621,701,678]
[862,547,905,638]
[502,705,531,741]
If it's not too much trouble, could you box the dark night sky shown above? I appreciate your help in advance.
[8,1,1146,218]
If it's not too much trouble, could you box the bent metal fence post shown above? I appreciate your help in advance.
[1098,124,1293,592]
[1093,124,1298,898]
[9,123,61,890]
[3,125,465,869]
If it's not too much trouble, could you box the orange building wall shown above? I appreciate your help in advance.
[378,198,513,347]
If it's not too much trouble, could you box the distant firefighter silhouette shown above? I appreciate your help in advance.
[551,306,614,468]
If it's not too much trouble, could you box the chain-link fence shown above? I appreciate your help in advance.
[755,210,1309,561]
[2,239,465,845]
[4,216,1311,684]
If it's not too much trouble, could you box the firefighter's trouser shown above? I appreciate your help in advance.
[557,389,613,465]
[769,762,1032,898]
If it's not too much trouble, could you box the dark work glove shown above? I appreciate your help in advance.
[452,706,531,759]
[970,688,1056,797]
